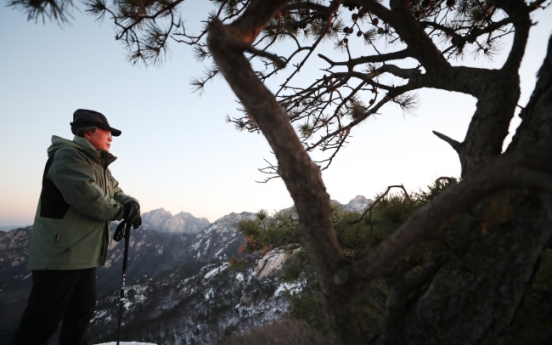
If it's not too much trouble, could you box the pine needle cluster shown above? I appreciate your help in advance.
[238,208,301,255]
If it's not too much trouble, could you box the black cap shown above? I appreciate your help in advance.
[70,109,122,137]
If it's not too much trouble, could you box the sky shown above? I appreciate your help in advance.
[1,1,551,227]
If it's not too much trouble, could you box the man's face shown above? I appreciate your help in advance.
[85,128,112,152]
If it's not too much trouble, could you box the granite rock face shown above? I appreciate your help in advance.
[254,248,300,279]
[141,208,211,234]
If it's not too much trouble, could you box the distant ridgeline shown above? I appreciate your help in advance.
[0,225,31,232]
[0,195,372,345]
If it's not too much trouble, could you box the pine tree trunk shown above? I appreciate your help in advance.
[379,36,552,345]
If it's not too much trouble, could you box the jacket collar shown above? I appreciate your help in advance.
[48,136,117,168]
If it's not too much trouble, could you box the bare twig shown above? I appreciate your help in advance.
[432,130,463,153]
[237,42,287,68]
[318,48,411,67]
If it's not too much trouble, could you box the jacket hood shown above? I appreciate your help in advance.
[47,135,117,166]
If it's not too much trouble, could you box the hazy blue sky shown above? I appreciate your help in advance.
[1,1,551,226]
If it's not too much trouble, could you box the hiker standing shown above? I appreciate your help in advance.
[11,109,141,345]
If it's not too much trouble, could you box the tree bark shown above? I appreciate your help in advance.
[379,36,552,345]
[207,3,363,343]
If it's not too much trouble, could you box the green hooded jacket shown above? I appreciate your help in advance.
[28,135,138,270]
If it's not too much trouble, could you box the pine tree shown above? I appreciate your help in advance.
[9,0,552,344]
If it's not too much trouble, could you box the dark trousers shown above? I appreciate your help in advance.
[10,268,97,345]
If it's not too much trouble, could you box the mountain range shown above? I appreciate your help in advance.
[0,196,372,345]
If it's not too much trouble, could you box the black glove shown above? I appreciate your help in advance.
[132,214,142,229]
[114,202,142,242]
[123,201,141,229]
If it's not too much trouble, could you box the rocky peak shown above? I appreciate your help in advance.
[175,211,195,219]
[342,195,373,212]
[141,208,173,227]
[141,208,210,234]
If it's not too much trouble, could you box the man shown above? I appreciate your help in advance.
[11,109,141,345]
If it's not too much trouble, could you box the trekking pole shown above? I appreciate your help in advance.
[113,220,132,345]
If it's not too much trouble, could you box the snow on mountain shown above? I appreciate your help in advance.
[190,212,256,261]
[0,227,33,345]
[89,250,304,345]
[0,195,371,345]
[141,208,210,234]
[95,343,156,345]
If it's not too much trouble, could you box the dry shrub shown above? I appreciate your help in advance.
[217,318,335,345]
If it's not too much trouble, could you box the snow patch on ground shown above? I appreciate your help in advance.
[274,279,306,297]
[204,263,229,279]
[124,299,132,309]
[204,288,214,300]
[95,342,157,345]
[90,309,107,322]
[214,248,225,257]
